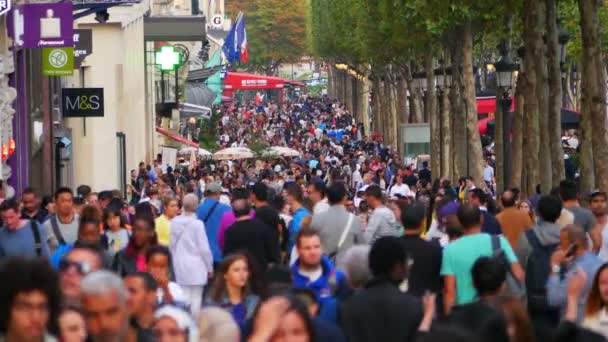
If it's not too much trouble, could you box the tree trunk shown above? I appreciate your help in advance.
[462,21,485,186]
[425,51,440,176]
[450,37,467,181]
[511,72,526,195]
[441,88,452,181]
[523,0,541,197]
[533,0,552,194]
[546,0,566,186]
[327,65,335,98]
[579,0,608,191]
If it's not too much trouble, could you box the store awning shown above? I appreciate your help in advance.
[285,80,306,88]
[476,96,515,114]
[223,72,286,90]
[156,127,198,147]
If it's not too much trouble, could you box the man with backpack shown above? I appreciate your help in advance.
[514,195,563,339]
[43,187,80,253]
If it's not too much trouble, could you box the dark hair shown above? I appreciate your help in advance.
[103,204,125,231]
[369,236,406,277]
[252,182,269,202]
[295,228,320,248]
[365,185,383,200]
[54,187,73,201]
[472,256,507,296]
[79,206,102,234]
[457,204,482,229]
[590,191,608,202]
[291,287,319,308]
[21,187,38,197]
[232,198,252,218]
[127,272,157,292]
[232,187,250,201]
[76,185,92,198]
[559,180,578,201]
[308,181,327,198]
[145,245,171,264]
[468,188,486,204]
[536,195,563,223]
[285,183,304,203]
[252,296,316,342]
[401,204,426,230]
[327,182,347,205]
[0,258,62,335]
[98,190,114,202]
[208,253,252,302]
[0,198,20,213]
[135,202,156,222]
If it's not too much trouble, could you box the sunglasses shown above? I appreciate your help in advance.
[59,259,92,276]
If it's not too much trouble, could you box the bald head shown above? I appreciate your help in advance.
[501,191,516,208]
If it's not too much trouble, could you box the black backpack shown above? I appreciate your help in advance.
[525,229,559,312]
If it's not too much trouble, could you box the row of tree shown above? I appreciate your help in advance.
[308,0,608,196]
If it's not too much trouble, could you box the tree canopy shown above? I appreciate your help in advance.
[227,0,307,74]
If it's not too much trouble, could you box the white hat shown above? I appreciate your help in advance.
[154,306,199,342]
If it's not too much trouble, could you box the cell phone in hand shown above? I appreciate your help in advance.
[566,244,578,258]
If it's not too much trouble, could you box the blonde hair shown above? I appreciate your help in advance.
[198,307,240,342]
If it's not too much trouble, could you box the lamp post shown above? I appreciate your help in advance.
[493,47,519,190]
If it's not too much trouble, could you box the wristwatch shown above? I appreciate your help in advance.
[552,264,561,274]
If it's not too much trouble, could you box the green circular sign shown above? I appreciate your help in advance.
[49,49,68,68]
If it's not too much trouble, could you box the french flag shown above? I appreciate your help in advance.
[236,14,248,64]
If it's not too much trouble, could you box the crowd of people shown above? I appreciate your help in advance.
[0,95,607,342]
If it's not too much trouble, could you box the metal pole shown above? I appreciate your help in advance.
[502,95,513,190]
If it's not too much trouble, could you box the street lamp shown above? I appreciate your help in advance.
[493,45,519,190]
[413,71,427,91]
[434,67,445,89]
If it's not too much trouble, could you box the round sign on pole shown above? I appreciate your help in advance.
[211,14,223,28]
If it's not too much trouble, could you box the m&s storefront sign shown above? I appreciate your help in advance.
[62,88,104,117]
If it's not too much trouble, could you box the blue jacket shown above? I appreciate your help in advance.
[291,256,348,323]
[196,198,231,262]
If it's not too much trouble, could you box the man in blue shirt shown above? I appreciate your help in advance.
[0,198,50,258]
[291,228,347,324]
[285,183,311,254]
[197,183,231,266]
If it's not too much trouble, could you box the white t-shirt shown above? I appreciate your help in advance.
[389,183,413,199]
[157,282,187,305]
[483,166,494,182]
[298,266,323,282]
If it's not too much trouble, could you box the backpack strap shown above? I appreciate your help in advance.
[203,201,220,224]
[491,234,501,252]
[50,215,66,245]
[30,221,43,257]
[525,229,543,250]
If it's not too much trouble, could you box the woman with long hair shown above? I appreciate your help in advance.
[566,263,608,337]
[205,253,260,327]
[517,200,535,224]
[112,216,158,277]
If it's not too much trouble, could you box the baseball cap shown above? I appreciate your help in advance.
[206,182,223,194]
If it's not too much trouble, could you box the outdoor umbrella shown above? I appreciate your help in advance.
[264,146,301,158]
[179,146,212,157]
[213,147,254,160]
